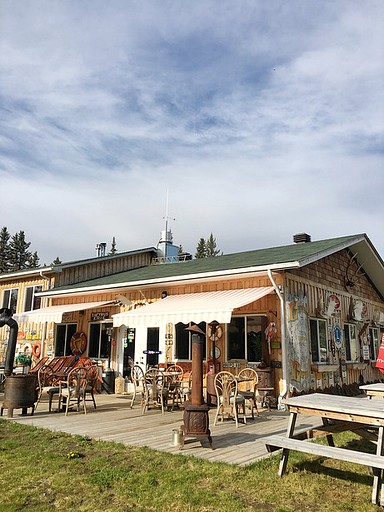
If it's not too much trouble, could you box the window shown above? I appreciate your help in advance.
[344,323,358,362]
[24,285,42,311]
[227,316,263,362]
[89,322,113,359]
[310,318,327,363]
[2,288,18,314]
[55,323,77,356]
[175,322,207,360]
[369,327,380,360]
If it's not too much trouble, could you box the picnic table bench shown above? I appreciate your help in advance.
[264,393,384,506]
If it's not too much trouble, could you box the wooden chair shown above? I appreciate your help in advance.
[35,365,60,412]
[142,368,167,414]
[130,365,145,409]
[237,367,259,419]
[58,367,88,415]
[164,364,184,411]
[214,371,246,428]
[84,365,99,409]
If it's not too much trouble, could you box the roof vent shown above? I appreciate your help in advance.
[293,233,311,244]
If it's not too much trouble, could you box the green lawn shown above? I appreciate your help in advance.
[0,419,380,511]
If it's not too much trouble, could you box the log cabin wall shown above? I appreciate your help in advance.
[284,248,384,394]
[0,272,54,362]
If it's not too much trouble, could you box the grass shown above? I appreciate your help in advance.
[0,419,381,511]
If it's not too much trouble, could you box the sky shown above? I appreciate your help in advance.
[0,0,383,266]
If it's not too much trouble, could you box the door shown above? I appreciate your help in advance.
[123,328,135,378]
[146,327,160,368]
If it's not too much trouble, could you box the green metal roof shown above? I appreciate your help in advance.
[45,233,383,296]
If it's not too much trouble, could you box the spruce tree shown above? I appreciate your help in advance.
[0,227,10,273]
[205,233,221,257]
[8,230,33,271]
[195,238,207,259]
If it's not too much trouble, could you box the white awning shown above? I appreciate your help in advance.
[112,287,274,327]
[13,301,115,324]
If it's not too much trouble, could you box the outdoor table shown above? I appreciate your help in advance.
[264,393,384,506]
[360,383,384,399]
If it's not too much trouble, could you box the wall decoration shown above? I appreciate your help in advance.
[70,331,87,355]
[286,289,310,391]
[326,294,340,317]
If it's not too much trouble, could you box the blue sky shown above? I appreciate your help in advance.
[0,1,383,264]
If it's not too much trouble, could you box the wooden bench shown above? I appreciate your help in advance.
[264,434,384,470]
[264,434,384,505]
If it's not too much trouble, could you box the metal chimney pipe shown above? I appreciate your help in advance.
[0,308,19,376]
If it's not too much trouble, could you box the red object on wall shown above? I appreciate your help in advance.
[375,334,384,375]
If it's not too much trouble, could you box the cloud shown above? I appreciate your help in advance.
[0,0,383,264]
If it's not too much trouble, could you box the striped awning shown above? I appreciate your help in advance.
[112,287,274,327]
[13,301,115,324]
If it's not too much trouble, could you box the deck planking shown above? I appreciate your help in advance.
[1,392,320,466]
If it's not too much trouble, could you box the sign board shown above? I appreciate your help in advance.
[143,350,162,355]
[91,312,109,321]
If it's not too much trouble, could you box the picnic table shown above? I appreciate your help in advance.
[360,382,384,398]
[263,393,384,506]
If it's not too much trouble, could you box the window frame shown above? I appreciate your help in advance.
[174,322,207,361]
[88,321,113,360]
[227,315,265,363]
[24,285,43,312]
[344,323,359,362]
[55,323,77,356]
[369,327,380,361]
[309,317,328,364]
[1,288,19,314]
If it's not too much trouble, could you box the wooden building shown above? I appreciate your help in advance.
[8,232,383,403]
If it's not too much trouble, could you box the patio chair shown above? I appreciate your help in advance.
[58,367,88,415]
[84,365,99,409]
[35,365,61,412]
[142,368,167,414]
[164,364,184,411]
[181,371,192,403]
[130,365,145,409]
[237,367,259,419]
[214,371,246,428]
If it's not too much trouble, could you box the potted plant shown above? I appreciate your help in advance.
[15,353,32,374]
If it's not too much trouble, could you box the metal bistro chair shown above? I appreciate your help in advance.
[58,367,88,416]
[237,367,259,420]
[214,371,246,428]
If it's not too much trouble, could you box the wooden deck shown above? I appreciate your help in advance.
[0,392,320,466]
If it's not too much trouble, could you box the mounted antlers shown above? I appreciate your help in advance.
[344,253,365,290]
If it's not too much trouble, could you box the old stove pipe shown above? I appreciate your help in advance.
[0,308,18,376]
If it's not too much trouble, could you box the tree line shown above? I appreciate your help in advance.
[0,227,40,274]
[0,226,222,274]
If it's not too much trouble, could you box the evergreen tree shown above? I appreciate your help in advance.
[28,251,40,268]
[0,227,11,273]
[52,257,62,265]
[205,233,221,257]
[195,233,222,259]
[109,236,117,255]
[7,230,36,271]
[195,238,207,259]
